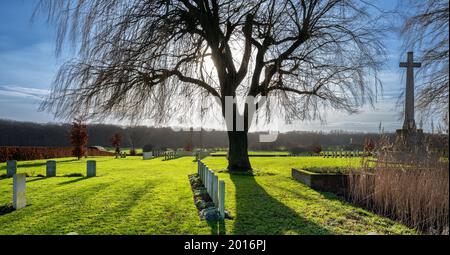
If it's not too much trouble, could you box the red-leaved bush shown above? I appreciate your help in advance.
[70,119,89,159]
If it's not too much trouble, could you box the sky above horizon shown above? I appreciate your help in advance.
[0,0,438,133]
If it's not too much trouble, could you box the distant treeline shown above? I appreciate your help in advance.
[0,119,389,150]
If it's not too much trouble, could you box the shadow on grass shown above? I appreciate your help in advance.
[25,173,86,183]
[229,174,331,235]
[0,204,32,217]
[69,180,157,233]
[207,220,226,235]
[58,177,89,185]
[27,177,48,183]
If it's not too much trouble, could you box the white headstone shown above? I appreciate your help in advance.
[218,180,225,220]
[143,152,153,160]
[200,163,204,181]
[7,160,17,177]
[13,173,26,209]
[209,170,214,194]
[46,160,56,177]
[205,167,209,191]
[87,160,96,177]
[201,163,204,182]
[202,164,206,182]
[212,175,218,205]
[207,169,211,193]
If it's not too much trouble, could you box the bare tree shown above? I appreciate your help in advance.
[38,0,384,171]
[400,0,449,127]
[126,124,151,154]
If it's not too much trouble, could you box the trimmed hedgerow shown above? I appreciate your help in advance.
[0,146,114,162]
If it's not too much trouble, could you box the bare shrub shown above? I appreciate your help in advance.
[349,150,449,234]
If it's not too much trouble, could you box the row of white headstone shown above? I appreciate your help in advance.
[143,150,194,160]
[198,161,225,219]
[164,151,179,160]
[320,150,364,158]
[142,150,165,160]
[195,151,210,161]
[4,160,97,210]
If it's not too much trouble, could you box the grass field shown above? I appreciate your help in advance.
[0,156,415,235]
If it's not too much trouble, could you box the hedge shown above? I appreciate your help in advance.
[0,146,114,162]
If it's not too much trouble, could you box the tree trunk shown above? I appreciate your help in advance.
[227,131,252,171]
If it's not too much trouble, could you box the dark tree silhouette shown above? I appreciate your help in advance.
[400,0,449,125]
[38,0,385,171]
[69,119,88,159]
[111,133,122,154]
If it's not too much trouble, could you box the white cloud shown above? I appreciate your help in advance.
[0,85,49,100]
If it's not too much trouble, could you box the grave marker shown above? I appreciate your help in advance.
[13,173,26,209]
[7,160,17,177]
[202,164,206,182]
[205,167,210,192]
[87,160,96,177]
[208,170,213,194]
[46,160,56,177]
[218,180,225,220]
[212,175,218,205]
[143,152,153,160]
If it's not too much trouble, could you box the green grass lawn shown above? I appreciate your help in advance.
[0,156,415,235]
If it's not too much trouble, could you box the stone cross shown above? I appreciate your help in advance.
[400,52,421,130]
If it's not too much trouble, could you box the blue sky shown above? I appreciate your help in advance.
[0,0,434,132]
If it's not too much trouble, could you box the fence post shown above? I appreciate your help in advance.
[218,180,225,220]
